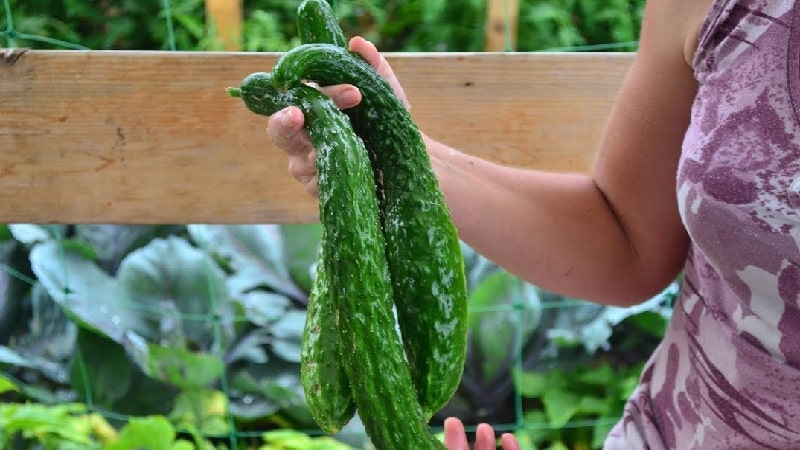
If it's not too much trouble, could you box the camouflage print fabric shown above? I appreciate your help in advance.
[604,1,800,448]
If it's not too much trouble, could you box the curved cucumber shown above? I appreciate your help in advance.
[272,43,469,420]
[228,72,354,432]
[228,73,444,448]
[294,0,358,432]
[301,232,356,433]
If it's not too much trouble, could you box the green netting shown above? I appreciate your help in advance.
[0,1,660,449]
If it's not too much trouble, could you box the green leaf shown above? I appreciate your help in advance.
[577,395,612,415]
[261,429,357,449]
[0,346,30,366]
[140,344,224,390]
[577,362,614,386]
[0,283,76,387]
[514,370,549,398]
[169,390,229,436]
[0,225,11,241]
[235,291,291,328]
[71,324,177,417]
[30,242,148,341]
[228,358,304,421]
[545,441,570,450]
[70,329,133,408]
[421,0,447,23]
[542,389,580,428]
[0,402,94,445]
[59,239,99,261]
[279,224,322,295]
[269,310,305,363]
[469,271,542,381]
[8,224,63,244]
[117,236,230,346]
[188,225,305,300]
[624,310,669,337]
[0,241,34,343]
[74,225,170,271]
[107,416,176,450]
[519,410,552,445]
[226,328,269,364]
[0,372,17,394]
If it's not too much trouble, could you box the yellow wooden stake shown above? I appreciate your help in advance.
[485,0,520,52]
[205,0,242,51]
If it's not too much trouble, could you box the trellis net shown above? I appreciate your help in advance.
[0,1,666,449]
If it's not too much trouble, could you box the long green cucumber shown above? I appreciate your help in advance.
[228,72,354,433]
[297,0,348,47]
[291,0,358,433]
[227,73,444,449]
[271,43,469,420]
[301,232,356,433]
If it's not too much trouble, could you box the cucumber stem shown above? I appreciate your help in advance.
[226,87,242,97]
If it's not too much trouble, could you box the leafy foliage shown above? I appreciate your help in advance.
[0,393,359,450]
[0,224,673,449]
[513,362,643,449]
[2,0,645,52]
[437,245,674,444]
[0,225,322,435]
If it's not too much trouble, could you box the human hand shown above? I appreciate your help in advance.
[266,36,410,197]
[443,417,521,450]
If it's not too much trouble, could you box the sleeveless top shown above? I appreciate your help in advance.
[604,1,800,448]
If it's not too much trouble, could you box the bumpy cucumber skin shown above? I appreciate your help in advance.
[229,72,355,433]
[310,89,443,449]
[294,0,359,433]
[229,75,444,448]
[297,0,348,47]
[302,232,356,433]
[272,44,469,420]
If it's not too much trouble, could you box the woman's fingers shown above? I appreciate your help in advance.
[443,417,470,450]
[266,106,319,196]
[474,423,497,450]
[501,432,522,450]
[267,107,306,152]
[265,36,403,199]
[318,83,362,110]
[349,36,411,110]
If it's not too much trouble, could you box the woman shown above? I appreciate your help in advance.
[267,0,800,447]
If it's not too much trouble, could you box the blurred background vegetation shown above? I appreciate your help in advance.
[0,1,664,449]
[1,0,645,52]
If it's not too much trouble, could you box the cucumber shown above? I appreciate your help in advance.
[301,232,356,433]
[228,73,354,433]
[228,73,444,449]
[297,0,356,434]
[297,0,347,47]
[271,43,469,420]
[293,0,358,433]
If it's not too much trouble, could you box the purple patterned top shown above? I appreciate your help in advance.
[604,1,800,448]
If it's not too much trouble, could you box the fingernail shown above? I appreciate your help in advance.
[280,109,294,127]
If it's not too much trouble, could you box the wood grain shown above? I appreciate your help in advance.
[0,50,633,224]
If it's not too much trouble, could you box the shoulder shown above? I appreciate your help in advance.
[638,0,717,67]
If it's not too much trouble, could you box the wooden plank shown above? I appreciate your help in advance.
[0,50,633,224]
[485,0,520,51]
[205,0,242,51]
